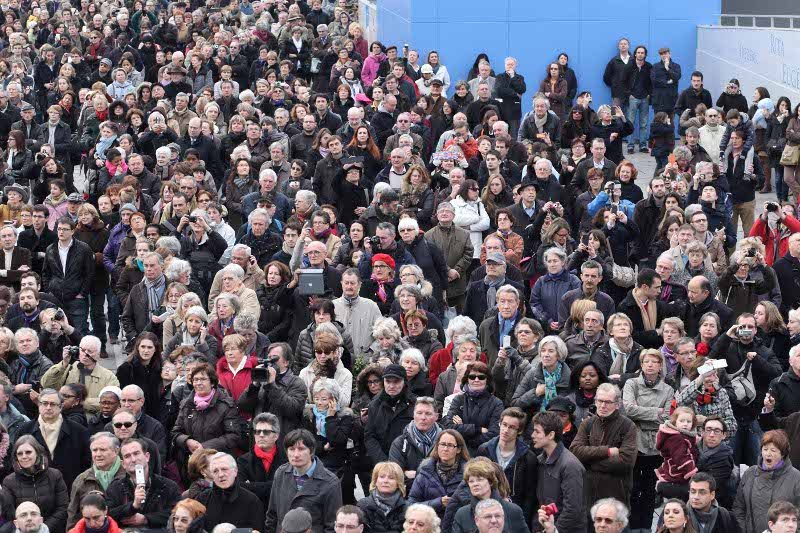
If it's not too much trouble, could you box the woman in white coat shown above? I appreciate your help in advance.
[451,178,490,269]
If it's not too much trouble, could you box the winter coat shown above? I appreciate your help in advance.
[734,458,800,533]
[3,466,68,533]
[42,238,95,301]
[405,234,449,305]
[696,441,736,509]
[388,422,440,483]
[569,409,639,507]
[476,437,538,523]
[622,375,674,455]
[66,466,126,529]
[425,223,473,299]
[655,423,699,483]
[535,443,586,533]
[774,253,800,316]
[237,370,307,437]
[750,217,800,266]
[302,406,354,472]
[590,340,643,387]
[491,347,535,406]
[511,360,571,413]
[19,416,91,490]
[650,60,682,113]
[116,357,161,419]
[196,481,264,532]
[451,197,490,259]
[452,495,530,533]
[442,389,503,455]
[717,263,777,317]
[357,492,408,533]
[163,327,219,367]
[364,390,417,464]
[106,473,181,529]
[236,446,288,507]
[407,458,466,516]
[530,269,581,325]
[216,355,258,405]
[264,458,342,533]
[171,388,244,455]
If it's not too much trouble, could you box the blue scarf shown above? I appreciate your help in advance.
[311,406,328,438]
[94,134,118,161]
[498,311,518,345]
[17,354,33,383]
[542,363,562,411]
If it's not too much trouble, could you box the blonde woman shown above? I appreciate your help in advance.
[357,461,408,531]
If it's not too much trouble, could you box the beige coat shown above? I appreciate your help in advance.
[209,285,260,321]
[41,361,120,414]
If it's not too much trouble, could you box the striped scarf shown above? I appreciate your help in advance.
[144,274,166,316]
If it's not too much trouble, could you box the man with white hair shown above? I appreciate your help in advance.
[519,95,561,145]
[237,208,282,268]
[209,264,260,320]
[9,328,53,416]
[494,57,527,138]
[120,252,166,349]
[332,268,382,356]
[570,383,638,508]
[336,107,377,146]
[67,432,125,529]
[40,335,119,414]
[262,142,292,188]
[197,452,264,531]
[532,158,567,206]
[293,190,318,223]
[209,244,266,305]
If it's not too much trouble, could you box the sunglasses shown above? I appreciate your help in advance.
[468,374,487,381]
[254,429,276,436]
[113,422,135,429]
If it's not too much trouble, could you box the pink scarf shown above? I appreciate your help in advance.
[193,389,215,411]
[370,273,388,303]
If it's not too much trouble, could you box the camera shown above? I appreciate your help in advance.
[610,205,619,215]
[187,215,198,223]
[747,248,757,257]
[67,345,80,361]
[542,503,559,516]
[35,153,47,164]
[737,325,754,339]
[368,235,382,250]
[54,309,65,321]
[766,202,779,212]
[251,357,279,384]
[548,207,560,218]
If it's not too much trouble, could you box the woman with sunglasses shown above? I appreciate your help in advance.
[451,178,490,272]
[442,361,503,456]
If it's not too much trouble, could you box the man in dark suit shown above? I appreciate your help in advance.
[178,118,224,185]
[493,57,527,138]
[0,224,31,291]
[18,206,56,274]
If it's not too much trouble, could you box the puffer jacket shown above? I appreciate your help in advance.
[655,423,699,483]
[388,422,441,487]
[171,388,244,454]
[530,269,581,325]
[442,388,504,455]
[734,458,800,533]
[357,492,408,533]
[511,360,571,413]
[2,465,68,533]
[407,458,466,516]
[622,374,673,455]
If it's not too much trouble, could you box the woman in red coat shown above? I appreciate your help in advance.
[68,493,123,533]
[216,334,258,418]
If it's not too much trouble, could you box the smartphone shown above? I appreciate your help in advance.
[134,464,145,486]
[611,205,619,215]
[668,153,677,165]
[502,335,511,349]
[155,308,176,322]
[581,234,590,246]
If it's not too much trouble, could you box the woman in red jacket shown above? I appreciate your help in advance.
[216,334,258,417]
[69,493,123,533]
[749,203,800,265]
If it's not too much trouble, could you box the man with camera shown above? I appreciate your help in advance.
[40,335,119,415]
[710,314,781,465]
[358,222,415,280]
[750,202,800,266]
[717,241,778,317]
[239,343,306,437]
[587,179,635,220]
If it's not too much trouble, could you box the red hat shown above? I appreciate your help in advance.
[371,253,396,270]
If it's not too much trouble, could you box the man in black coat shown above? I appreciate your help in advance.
[674,71,714,124]
[20,388,90,490]
[312,93,342,132]
[633,176,668,264]
[464,81,502,131]
[493,58,527,137]
[106,439,181,530]
[767,347,800,418]
[364,364,416,465]
[237,413,289,507]
[772,229,800,317]
[42,217,94,336]
[650,47,682,115]
[400,220,448,309]
[622,45,653,154]
[197,453,264,532]
[571,138,618,192]
[616,269,677,348]
[677,276,733,337]
[464,252,528,327]
[178,118,224,184]
[603,38,632,108]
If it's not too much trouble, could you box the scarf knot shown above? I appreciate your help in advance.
[193,389,215,411]
[542,363,562,411]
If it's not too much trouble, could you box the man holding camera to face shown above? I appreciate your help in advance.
[39,335,120,415]
[749,201,800,266]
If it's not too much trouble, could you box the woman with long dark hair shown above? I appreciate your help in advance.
[539,62,568,120]
[346,125,383,181]
[116,332,162,420]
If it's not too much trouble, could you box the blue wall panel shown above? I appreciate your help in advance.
[377,0,720,114]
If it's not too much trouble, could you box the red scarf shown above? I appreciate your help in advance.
[96,109,108,121]
[253,445,277,473]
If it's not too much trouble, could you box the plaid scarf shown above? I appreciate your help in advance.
[407,421,441,457]
[143,274,166,316]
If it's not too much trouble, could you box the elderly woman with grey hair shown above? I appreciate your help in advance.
[400,348,433,397]
[671,240,719,294]
[365,316,410,365]
[207,293,241,360]
[433,334,482,413]
[303,378,354,478]
[162,292,203,349]
[429,316,481,386]
[390,283,446,345]
[511,335,571,412]
[163,305,219,364]
[209,264,261,321]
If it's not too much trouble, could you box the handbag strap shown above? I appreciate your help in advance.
[729,358,752,379]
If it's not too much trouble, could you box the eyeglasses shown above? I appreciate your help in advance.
[438,442,460,449]
[678,350,697,356]
[39,401,61,408]
[113,421,135,429]
[334,524,361,531]
[468,374,487,381]
[594,517,618,525]
[704,427,724,434]
[366,378,382,385]
[254,429,276,436]
[595,399,617,406]
[61,393,76,399]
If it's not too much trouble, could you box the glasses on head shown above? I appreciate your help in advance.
[467,374,487,381]
[113,421,135,429]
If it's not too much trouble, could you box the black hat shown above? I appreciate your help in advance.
[430,78,443,87]
[383,364,406,381]
[547,396,576,415]
[518,178,536,192]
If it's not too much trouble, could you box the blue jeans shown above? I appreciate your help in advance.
[732,417,763,467]
[65,297,89,337]
[106,288,120,338]
[627,95,650,147]
[774,165,788,201]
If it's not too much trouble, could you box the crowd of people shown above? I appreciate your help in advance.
[0,1,795,532]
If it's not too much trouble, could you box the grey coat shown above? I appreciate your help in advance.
[511,360,571,412]
[536,443,586,533]
[733,458,800,533]
[264,458,343,533]
[622,374,674,455]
